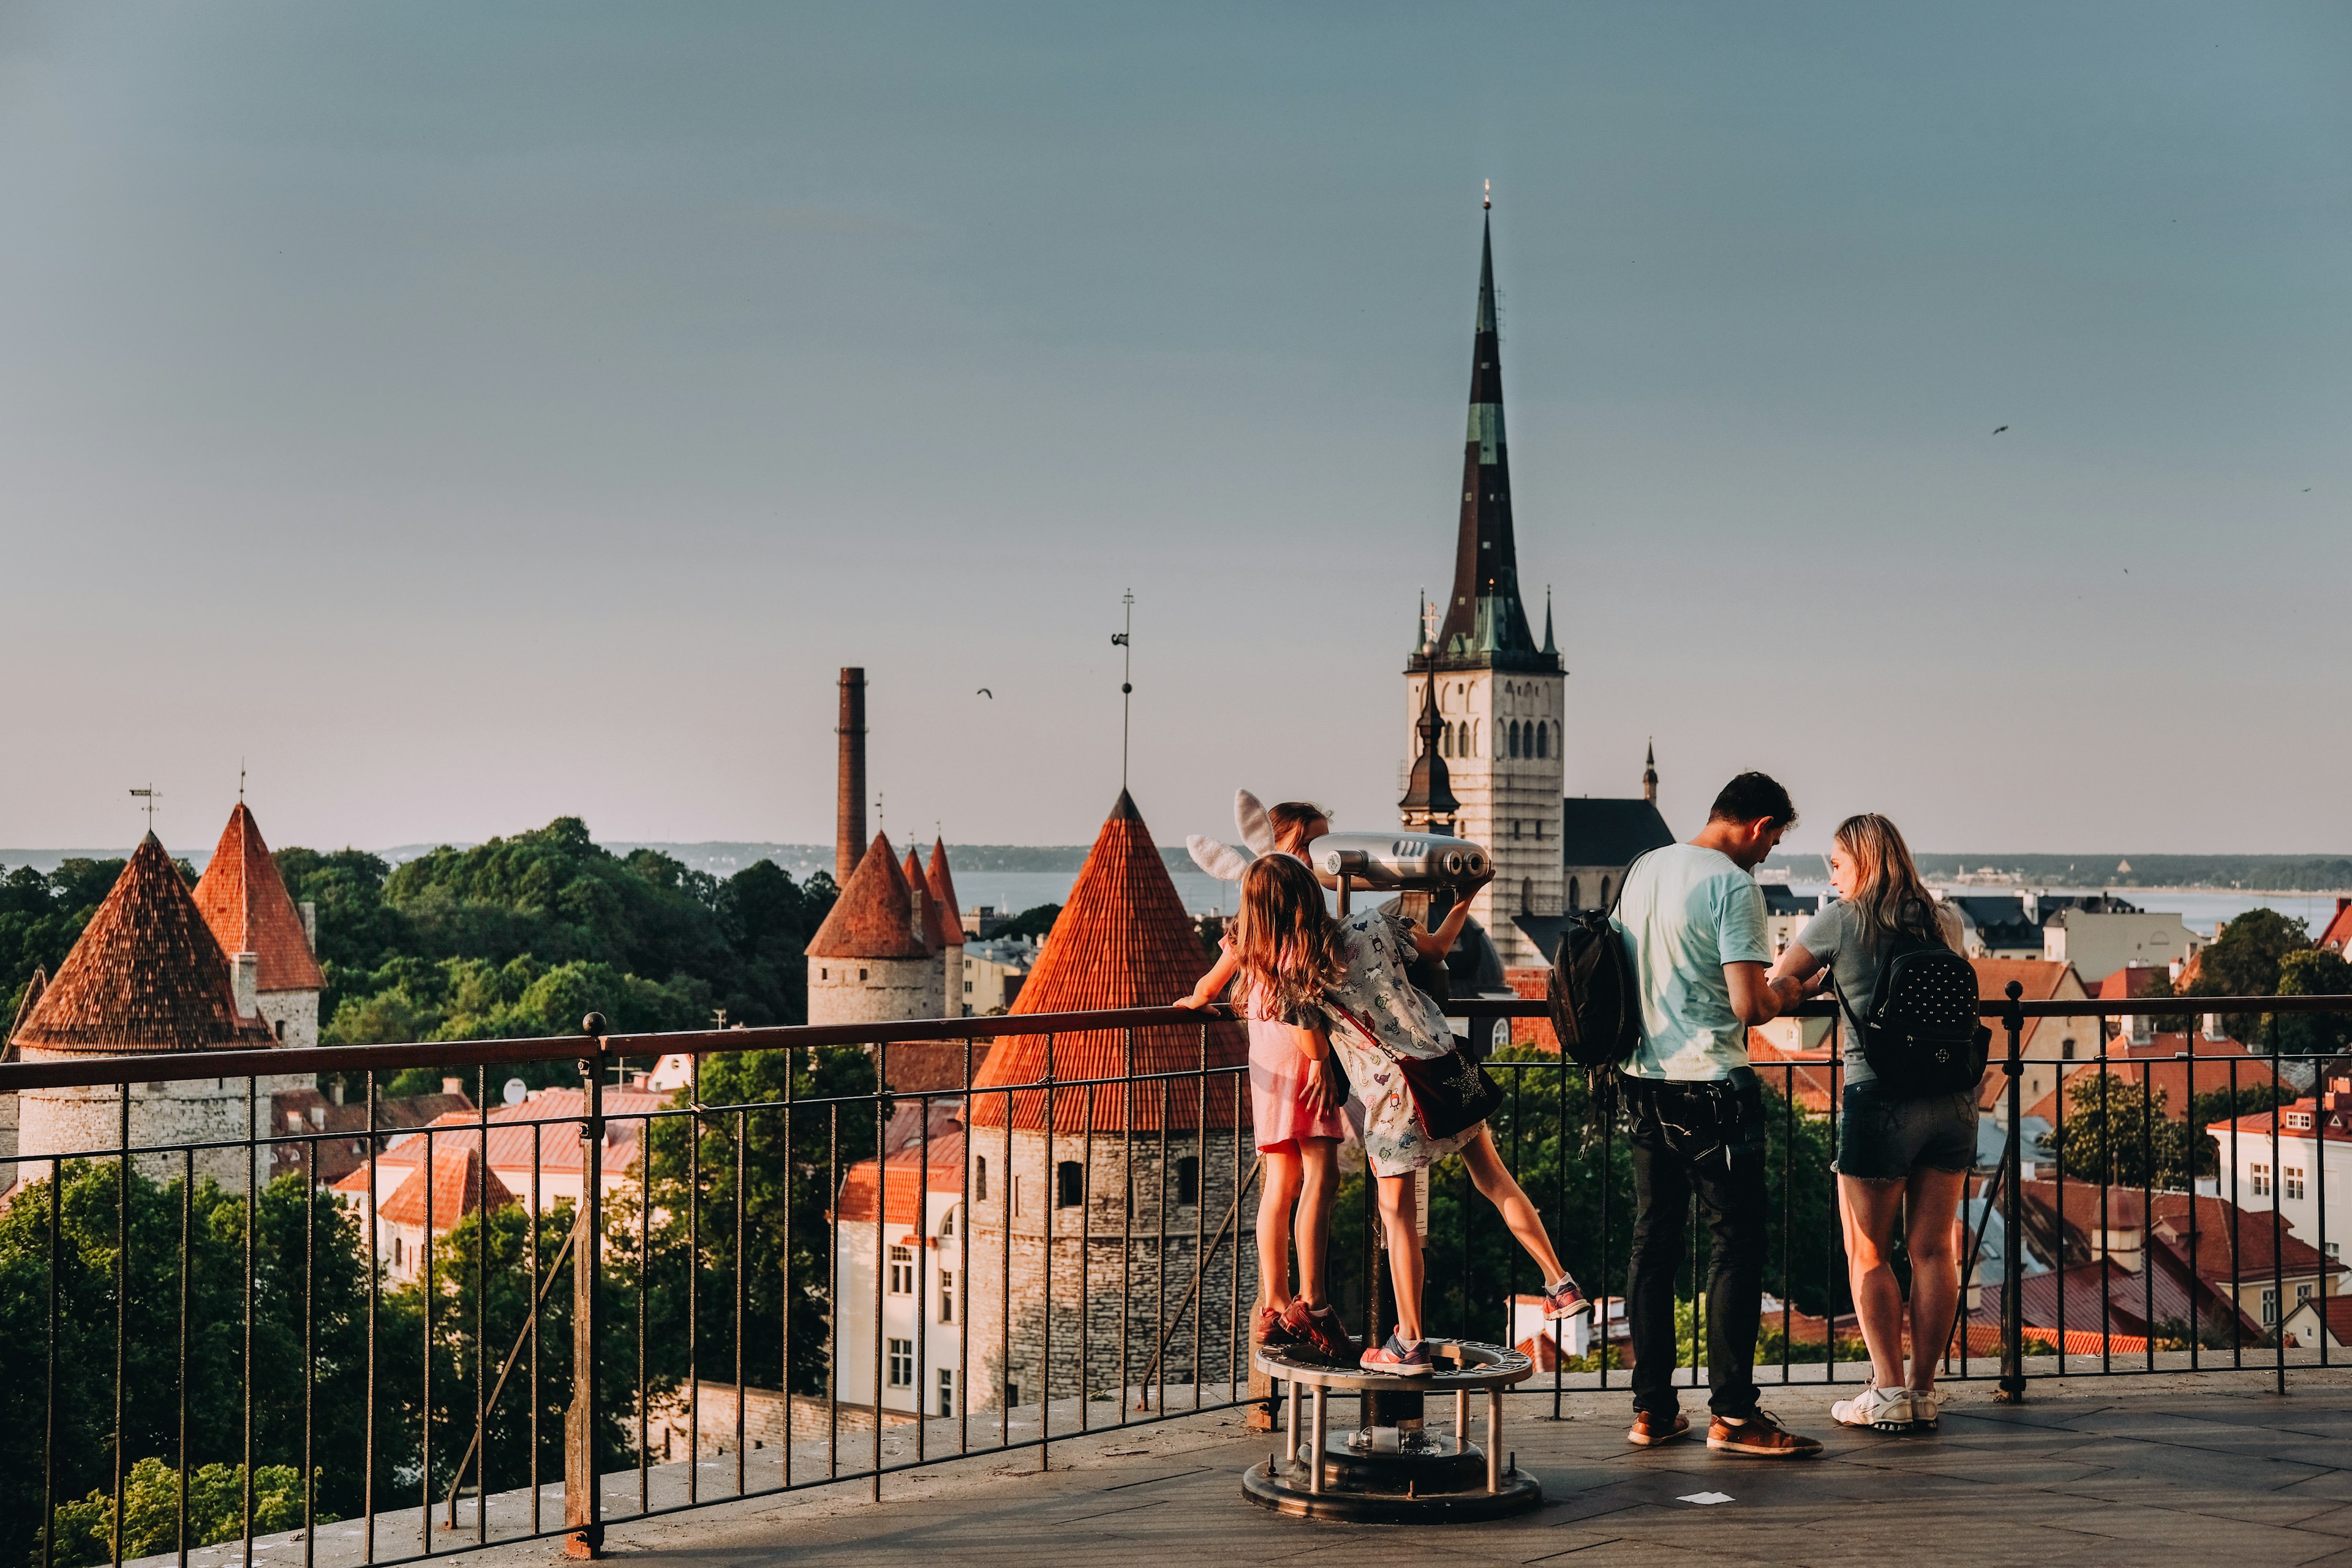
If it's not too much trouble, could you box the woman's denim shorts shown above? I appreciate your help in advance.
[1836,1079,1978,1182]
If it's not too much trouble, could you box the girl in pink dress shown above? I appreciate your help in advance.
[1176,802,1359,1362]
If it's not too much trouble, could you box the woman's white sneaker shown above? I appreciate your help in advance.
[1830,1384,1913,1433]
[1909,1387,1943,1431]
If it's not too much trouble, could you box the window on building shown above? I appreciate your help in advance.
[2253,1163,2271,1197]
[975,1158,988,1201]
[1006,1380,1021,1409]
[1568,876,1581,910]
[2062,1038,2076,1061]
[939,1207,956,1237]
[1520,878,1532,915]
[858,968,868,981]
[938,1368,955,1417]
[888,1245,915,1295]
[1175,1156,1200,1207]
[820,967,828,979]
[1509,721,1521,758]
[1441,723,1453,759]
[938,1270,955,1322]
[391,1235,403,1268]
[1471,720,1480,757]
[1012,1174,1026,1216]
[2297,1281,2315,1303]
[2288,1167,2307,1200]
[887,1338,913,1388]
[964,980,974,993]
[1057,1160,1084,1208]
[1537,723,1548,760]
[2261,1289,2278,1325]
[1598,877,1611,907]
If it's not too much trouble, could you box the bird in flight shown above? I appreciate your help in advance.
[976,688,993,699]
[1992,425,2009,435]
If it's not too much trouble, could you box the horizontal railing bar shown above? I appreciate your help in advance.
[6,993,2345,1093]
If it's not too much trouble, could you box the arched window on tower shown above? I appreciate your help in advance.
[1441,723,1453,758]
[1470,720,1480,758]
[1536,723,1548,759]
[1509,722,1521,759]
[1056,1160,1084,1208]
[1599,876,1611,907]
[1568,876,1581,910]
[1521,877,1532,914]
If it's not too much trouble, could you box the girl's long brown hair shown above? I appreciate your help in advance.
[1232,853,1348,1018]
[1834,813,1956,949]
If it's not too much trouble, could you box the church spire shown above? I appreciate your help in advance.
[1643,741,1659,804]
[1398,677,1458,831]
[1431,196,1551,671]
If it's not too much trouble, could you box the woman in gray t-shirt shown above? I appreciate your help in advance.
[1763,815,1974,1437]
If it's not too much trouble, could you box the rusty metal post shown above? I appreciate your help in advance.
[565,1014,607,1558]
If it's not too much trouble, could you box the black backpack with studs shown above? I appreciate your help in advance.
[1832,921,1989,1097]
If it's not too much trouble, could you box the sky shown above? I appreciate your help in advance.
[1,2,2346,860]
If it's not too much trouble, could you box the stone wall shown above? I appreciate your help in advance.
[15,1069,272,1188]
[966,1128,1256,1408]
[807,954,945,1027]
[255,988,320,1049]
[645,1379,919,1455]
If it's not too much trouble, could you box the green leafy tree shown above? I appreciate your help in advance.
[2045,1076,2193,1189]
[0,859,128,1020]
[2272,948,2352,1060]
[627,1047,881,1399]
[993,903,1062,941]
[39,1457,314,1568]
[2184,908,2310,1042]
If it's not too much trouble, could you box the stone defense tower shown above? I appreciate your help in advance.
[10,834,276,1188]
[1405,197,1564,967]
[965,791,1253,1412]
[805,831,946,1027]
[191,802,326,1047]
[922,837,965,1016]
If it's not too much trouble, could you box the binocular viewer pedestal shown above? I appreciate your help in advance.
[1242,1341,1543,1522]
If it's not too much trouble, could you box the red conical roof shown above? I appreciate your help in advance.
[805,831,929,959]
[12,835,272,1055]
[192,803,325,993]
[902,847,952,952]
[925,838,962,943]
[968,791,1246,1133]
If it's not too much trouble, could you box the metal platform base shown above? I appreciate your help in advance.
[1241,1447,1543,1522]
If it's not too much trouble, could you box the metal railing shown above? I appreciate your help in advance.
[1,989,2343,1566]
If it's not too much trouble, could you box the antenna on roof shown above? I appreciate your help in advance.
[1110,589,1135,791]
[129,785,160,831]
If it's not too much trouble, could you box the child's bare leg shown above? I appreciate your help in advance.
[1376,1171,1425,1342]
[1257,1148,1302,1313]
[1294,1137,1340,1306]
[1460,1125,1567,1281]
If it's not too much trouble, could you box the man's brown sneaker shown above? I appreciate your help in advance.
[1254,1304,1298,1349]
[1706,1409,1823,1458]
[1627,1409,1691,1446]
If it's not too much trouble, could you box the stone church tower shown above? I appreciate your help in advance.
[1405,198,1564,968]
[964,791,1253,1412]
[10,834,277,1189]
[192,802,326,1048]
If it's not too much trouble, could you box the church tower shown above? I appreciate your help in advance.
[1405,195,1564,967]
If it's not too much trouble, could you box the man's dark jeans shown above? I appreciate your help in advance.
[1621,1072,1770,1421]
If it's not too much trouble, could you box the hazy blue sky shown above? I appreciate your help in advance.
[2,2,2345,859]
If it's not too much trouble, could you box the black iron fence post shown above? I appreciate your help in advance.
[1997,980,2027,1403]
[565,1014,608,1559]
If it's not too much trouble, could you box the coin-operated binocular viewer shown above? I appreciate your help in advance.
[1307,832,1490,914]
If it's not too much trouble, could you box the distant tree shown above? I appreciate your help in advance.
[2272,948,2352,1060]
[0,858,127,1021]
[2183,908,2310,1042]
[994,902,1062,941]
[2045,1076,2193,1189]
[1193,913,1227,969]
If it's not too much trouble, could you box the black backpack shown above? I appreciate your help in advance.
[1831,924,1989,1096]
[1545,881,1643,1073]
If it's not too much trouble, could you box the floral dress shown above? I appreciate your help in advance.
[1317,909,1479,1177]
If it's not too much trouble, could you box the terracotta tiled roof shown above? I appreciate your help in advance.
[968,791,1246,1133]
[270,1089,474,1185]
[834,1128,968,1226]
[12,835,273,1055]
[805,832,929,960]
[2207,1096,2352,1146]
[2024,1042,2281,1125]
[2148,1193,2345,1285]
[379,1145,516,1229]
[902,848,953,952]
[2016,1257,2190,1340]
[926,839,962,946]
[2097,965,2172,1001]
[2290,1296,2352,1347]
[190,804,325,993]
[2317,898,2352,955]
[347,1087,671,1188]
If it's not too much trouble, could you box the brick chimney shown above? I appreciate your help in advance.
[836,667,867,884]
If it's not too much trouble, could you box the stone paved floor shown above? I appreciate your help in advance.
[405,1367,2352,1568]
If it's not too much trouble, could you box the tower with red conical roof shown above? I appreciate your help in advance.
[805,831,946,1028]
[960,790,1254,1413]
[925,837,967,1017]
[10,834,275,1187]
[192,802,326,1047]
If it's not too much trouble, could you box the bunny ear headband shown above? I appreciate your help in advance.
[1186,788,1277,881]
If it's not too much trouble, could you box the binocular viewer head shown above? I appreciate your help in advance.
[1310,831,1490,889]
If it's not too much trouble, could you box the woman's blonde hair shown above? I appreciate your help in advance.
[1232,853,1347,1017]
[1266,801,1330,853]
[1834,813,1954,949]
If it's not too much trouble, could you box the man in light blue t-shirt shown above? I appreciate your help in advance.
[1609,772,1822,1459]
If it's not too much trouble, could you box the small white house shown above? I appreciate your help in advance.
[832,1129,970,1420]
[2206,1091,2352,1263]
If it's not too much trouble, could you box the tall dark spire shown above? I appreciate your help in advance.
[1429,198,1553,671]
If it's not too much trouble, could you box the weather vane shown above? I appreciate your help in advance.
[1110,589,1135,791]
[1483,178,1491,211]
[129,784,160,831]
[875,790,885,840]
